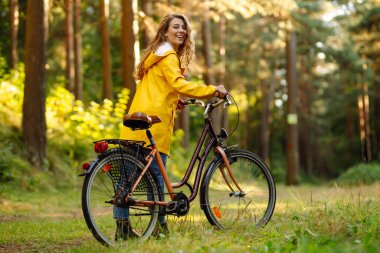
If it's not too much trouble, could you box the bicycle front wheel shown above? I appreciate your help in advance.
[82,149,161,246]
[201,149,276,229]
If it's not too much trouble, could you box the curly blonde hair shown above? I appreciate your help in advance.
[134,13,194,80]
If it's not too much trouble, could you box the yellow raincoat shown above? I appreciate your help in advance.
[120,48,216,155]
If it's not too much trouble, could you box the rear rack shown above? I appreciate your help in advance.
[93,139,146,147]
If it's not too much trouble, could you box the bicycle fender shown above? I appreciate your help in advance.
[199,146,240,209]
[82,149,116,175]
[225,145,239,151]
[82,147,149,175]
[84,158,100,175]
[80,150,119,176]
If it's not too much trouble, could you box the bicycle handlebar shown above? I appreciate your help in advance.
[184,95,231,108]
[211,95,232,108]
[183,95,232,118]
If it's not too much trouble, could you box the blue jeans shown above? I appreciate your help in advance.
[113,153,167,224]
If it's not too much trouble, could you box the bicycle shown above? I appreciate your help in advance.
[81,95,276,246]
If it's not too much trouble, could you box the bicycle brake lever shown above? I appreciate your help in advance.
[224,100,232,108]
[223,95,232,108]
[186,98,196,105]
[203,104,211,118]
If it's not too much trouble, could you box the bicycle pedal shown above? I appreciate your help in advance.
[165,193,190,216]
[165,201,178,214]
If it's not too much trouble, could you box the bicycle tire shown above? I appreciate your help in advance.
[200,149,276,229]
[82,148,162,246]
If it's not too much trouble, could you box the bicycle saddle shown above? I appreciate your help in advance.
[123,112,161,130]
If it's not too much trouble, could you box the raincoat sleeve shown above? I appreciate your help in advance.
[160,54,217,98]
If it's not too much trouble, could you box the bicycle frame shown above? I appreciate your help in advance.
[126,99,242,208]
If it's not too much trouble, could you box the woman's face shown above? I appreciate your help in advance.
[165,17,187,51]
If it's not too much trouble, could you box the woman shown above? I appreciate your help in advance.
[115,13,227,239]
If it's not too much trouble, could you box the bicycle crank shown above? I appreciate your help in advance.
[165,192,190,216]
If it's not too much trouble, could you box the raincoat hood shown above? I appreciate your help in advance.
[144,50,178,71]
[143,43,180,74]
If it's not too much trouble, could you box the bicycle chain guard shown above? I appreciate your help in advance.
[165,192,190,216]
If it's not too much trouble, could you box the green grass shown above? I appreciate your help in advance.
[1,183,379,252]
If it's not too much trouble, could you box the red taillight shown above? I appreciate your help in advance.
[82,162,90,171]
[94,141,108,153]
[102,164,111,173]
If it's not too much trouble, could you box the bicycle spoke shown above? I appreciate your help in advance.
[92,175,115,198]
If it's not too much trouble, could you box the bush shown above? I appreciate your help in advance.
[0,65,132,190]
[336,162,380,186]
[0,65,24,126]
[0,126,35,190]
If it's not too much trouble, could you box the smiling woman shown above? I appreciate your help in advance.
[117,13,228,239]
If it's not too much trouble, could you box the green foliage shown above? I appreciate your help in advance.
[0,64,24,126]
[337,163,380,186]
[0,127,29,185]
[0,126,54,192]
[0,1,10,70]
[0,65,52,191]
[0,67,131,189]
[166,129,188,181]
[47,86,129,143]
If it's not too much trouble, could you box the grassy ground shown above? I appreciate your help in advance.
[1,182,379,253]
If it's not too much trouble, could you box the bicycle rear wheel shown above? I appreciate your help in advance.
[201,149,276,229]
[82,148,161,246]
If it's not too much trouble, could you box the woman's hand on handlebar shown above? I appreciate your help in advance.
[176,98,187,111]
[214,85,228,99]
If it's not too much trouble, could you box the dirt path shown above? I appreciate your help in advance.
[0,237,89,253]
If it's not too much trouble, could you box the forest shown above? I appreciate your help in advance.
[0,0,380,252]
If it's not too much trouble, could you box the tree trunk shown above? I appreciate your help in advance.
[121,0,136,109]
[140,0,151,49]
[23,0,48,169]
[285,31,299,185]
[357,68,372,161]
[298,56,312,174]
[201,0,221,131]
[343,67,356,163]
[201,1,214,85]
[99,0,113,100]
[344,99,355,147]
[65,0,74,93]
[174,69,190,148]
[244,85,255,150]
[10,0,19,70]
[174,106,190,147]
[73,0,83,100]
[259,78,274,164]
[373,62,380,159]
[173,0,192,148]
[219,15,229,134]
